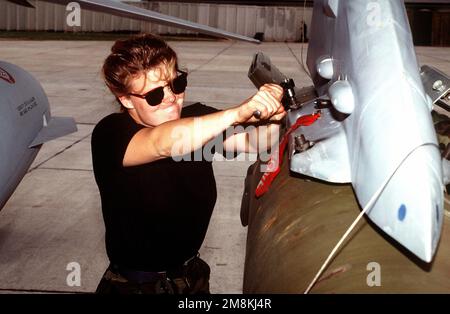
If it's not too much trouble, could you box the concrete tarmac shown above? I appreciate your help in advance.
[0,39,449,293]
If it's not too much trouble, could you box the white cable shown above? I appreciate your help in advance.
[304,142,439,294]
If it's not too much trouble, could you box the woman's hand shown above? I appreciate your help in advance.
[234,83,286,124]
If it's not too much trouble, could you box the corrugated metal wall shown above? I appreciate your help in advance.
[407,7,450,46]
[0,1,313,42]
[432,10,450,46]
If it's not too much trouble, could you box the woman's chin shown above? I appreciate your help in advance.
[164,111,181,122]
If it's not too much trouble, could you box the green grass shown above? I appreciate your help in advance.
[0,30,222,41]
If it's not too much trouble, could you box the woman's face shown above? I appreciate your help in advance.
[120,65,184,127]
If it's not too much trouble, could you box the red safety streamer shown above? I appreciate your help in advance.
[255,112,321,198]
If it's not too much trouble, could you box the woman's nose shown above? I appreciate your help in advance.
[164,86,176,103]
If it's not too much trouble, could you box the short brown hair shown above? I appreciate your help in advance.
[102,33,178,103]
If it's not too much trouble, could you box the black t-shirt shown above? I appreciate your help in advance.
[91,103,221,271]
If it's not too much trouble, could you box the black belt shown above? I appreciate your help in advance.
[111,253,200,284]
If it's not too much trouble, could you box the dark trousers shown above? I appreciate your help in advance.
[95,255,211,294]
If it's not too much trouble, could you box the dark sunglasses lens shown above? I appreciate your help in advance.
[145,87,164,106]
[171,73,187,94]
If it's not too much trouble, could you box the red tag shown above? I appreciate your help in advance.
[0,67,15,84]
[255,112,321,198]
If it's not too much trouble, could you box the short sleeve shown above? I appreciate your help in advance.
[91,113,143,184]
[181,102,220,118]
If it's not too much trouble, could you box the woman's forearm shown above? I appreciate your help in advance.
[123,83,284,167]
[153,108,239,158]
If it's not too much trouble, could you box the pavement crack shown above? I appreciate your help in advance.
[27,133,92,173]
[38,167,92,172]
[286,42,311,79]
[189,41,236,73]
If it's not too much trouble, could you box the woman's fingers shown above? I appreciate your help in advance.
[253,84,284,120]
[237,83,285,123]
[270,110,287,121]
[260,84,284,101]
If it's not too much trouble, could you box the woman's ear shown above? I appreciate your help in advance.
[118,95,135,110]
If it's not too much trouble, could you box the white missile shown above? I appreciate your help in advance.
[288,0,445,262]
[0,61,77,210]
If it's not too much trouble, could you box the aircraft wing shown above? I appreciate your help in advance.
[7,0,35,7]
[29,116,77,147]
[7,0,260,43]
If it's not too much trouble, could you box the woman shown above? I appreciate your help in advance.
[92,34,285,294]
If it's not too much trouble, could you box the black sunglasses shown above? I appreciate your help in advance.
[129,70,188,107]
